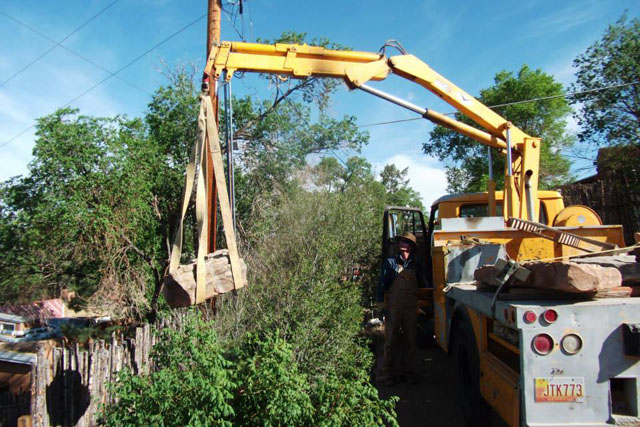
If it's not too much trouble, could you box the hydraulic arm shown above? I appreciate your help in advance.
[204,41,541,221]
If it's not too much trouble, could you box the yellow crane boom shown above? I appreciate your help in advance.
[204,41,542,221]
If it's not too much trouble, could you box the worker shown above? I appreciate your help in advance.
[377,231,427,386]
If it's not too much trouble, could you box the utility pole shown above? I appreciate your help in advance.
[206,0,222,253]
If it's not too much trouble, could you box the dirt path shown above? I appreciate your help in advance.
[371,326,465,427]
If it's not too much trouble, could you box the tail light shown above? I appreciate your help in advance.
[533,333,554,355]
[524,310,537,324]
[543,309,558,323]
[561,334,583,354]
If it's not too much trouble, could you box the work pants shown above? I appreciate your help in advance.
[380,264,418,381]
[380,303,417,380]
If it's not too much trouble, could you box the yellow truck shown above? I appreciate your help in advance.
[207,41,639,426]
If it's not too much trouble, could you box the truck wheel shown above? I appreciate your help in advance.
[453,321,491,426]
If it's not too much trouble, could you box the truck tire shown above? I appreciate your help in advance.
[452,320,491,426]
[417,312,435,348]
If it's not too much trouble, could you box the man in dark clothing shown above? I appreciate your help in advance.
[377,232,427,386]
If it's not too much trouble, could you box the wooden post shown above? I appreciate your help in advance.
[206,0,222,253]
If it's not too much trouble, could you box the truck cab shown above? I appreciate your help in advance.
[428,190,565,230]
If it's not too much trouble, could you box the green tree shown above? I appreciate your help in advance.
[571,14,640,146]
[313,157,345,191]
[380,164,424,209]
[425,65,574,192]
[0,109,161,316]
[0,46,368,316]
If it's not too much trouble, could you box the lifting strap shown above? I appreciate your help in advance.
[203,95,246,295]
[168,94,246,304]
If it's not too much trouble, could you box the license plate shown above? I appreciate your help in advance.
[534,377,585,402]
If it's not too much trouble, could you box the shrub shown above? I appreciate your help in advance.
[101,315,235,426]
[102,313,397,426]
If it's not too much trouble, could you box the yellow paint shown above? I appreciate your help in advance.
[553,205,603,226]
[207,40,545,222]
[480,353,520,426]
[432,247,448,351]
[435,190,564,226]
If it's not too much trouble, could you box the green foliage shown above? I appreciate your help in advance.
[231,332,314,425]
[425,65,574,192]
[102,314,398,426]
[102,315,235,426]
[380,164,424,209]
[311,157,423,208]
[222,180,385,375]
[0,109,160,314]
[571,14,640,146]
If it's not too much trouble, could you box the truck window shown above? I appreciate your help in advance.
[539,201,548,225]
[460,203,504,218]
[459,201,549,224]
[390,210,425,238]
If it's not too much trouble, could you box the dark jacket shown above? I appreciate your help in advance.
[376,253,428,302]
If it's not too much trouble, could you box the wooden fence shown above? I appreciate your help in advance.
[2,309,201,427]
[26,324,154,427]
[561,173,640,245]
[0,390,30,426]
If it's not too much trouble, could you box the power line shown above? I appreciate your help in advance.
[0,2,119,88]
[487,80,640,109]
[357,80,640,128]
[358,117,421,128]
[222,2,245,41]
[247,0,254,42]
[0,12,207,150]
[327,148,348,167]
[0,6,151,96]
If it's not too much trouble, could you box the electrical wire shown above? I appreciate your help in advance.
[247,0,254,42]
[0,12,207,150]
[327,148,348,167]
[487,80,640,109]
[222,1,245,41]
[0,7,151,96]
[0,2,119,88]
[356,80,640,128]
[358,117,422,128]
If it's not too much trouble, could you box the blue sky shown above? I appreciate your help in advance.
[1,1,638,206]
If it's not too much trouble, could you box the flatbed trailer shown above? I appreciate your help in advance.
[426,225,640,426]
[447,284,640,426]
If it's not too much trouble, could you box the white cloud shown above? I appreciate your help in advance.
[523,4,598,39]
[375,153,448,208]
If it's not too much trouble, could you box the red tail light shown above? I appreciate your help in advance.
[524,310,537,324]
[543,309,558,323]
[533,333,554,355]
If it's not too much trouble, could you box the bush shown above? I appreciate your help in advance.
[101,315,235,426]
[214,182,385,376]
[103,159,399,426]
[102,313,397,426]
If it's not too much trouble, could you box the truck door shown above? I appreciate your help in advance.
[382,206,429,264]
[382,206,433,344]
